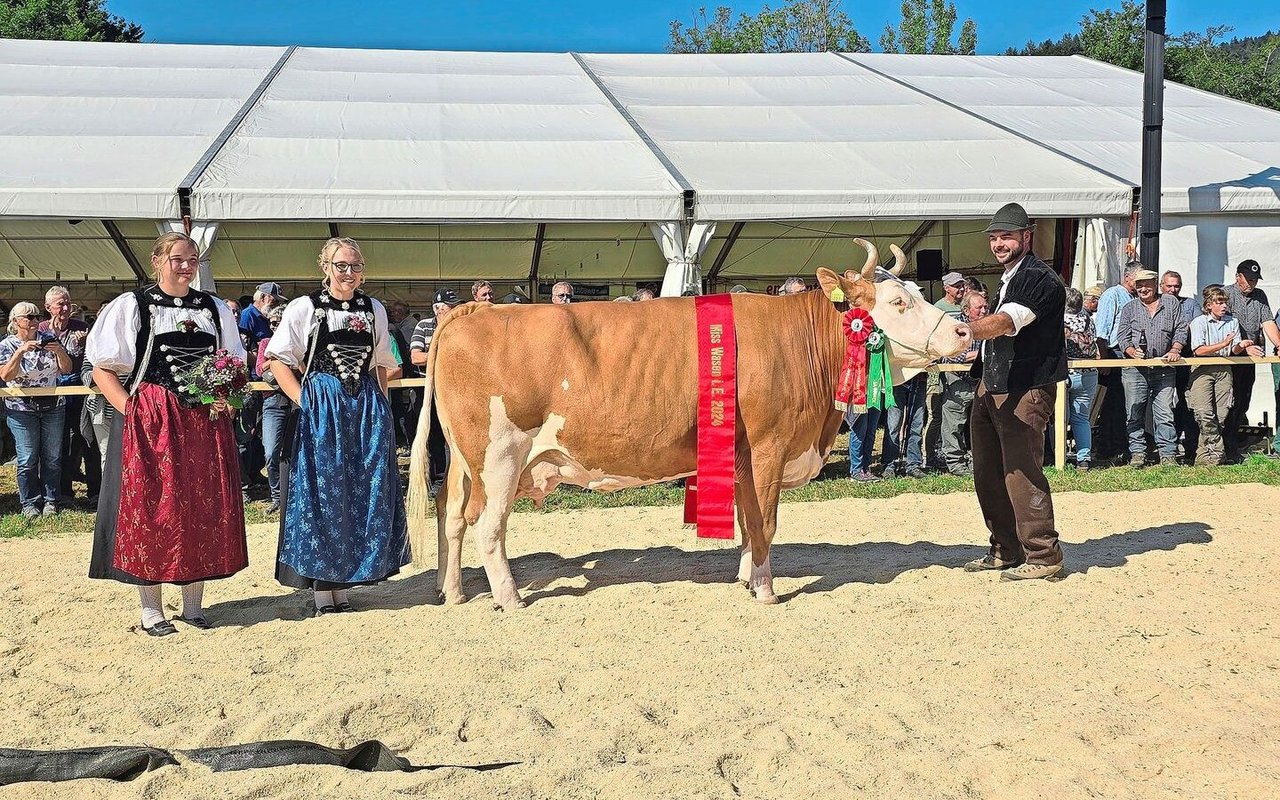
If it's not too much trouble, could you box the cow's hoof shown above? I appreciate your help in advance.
[751,590,780,605]
[492,599,527,612]
[737,579,750,590]
[443,592,467,605]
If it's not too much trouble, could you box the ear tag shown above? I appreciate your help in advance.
[829,287,845,303]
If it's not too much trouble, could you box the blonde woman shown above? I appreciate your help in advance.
[85,233,248,637]
[0,301,73,516]
[265,237,408,616]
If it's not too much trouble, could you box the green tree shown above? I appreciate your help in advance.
[880,0,978,55]
[668,0,870,54]
[0,0,143,42]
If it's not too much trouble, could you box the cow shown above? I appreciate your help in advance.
[406,240,970,609]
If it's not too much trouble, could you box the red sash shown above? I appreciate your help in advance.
[684,295,737,539]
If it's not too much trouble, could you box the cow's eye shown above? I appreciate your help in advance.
[891,297,907,310]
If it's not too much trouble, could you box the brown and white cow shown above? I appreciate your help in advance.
[406,240,969,608]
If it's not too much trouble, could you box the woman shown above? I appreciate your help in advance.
[85,233,248,637]
[1063,287,1100,470]
[0,302,73,516]
[265,237,408,616]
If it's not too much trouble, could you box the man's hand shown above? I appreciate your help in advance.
[1161,350,1181,363]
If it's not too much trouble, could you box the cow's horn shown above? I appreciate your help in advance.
[853,237,879,280]
[888,244,906,276]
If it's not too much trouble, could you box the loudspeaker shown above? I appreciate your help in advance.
[916,249,945,281]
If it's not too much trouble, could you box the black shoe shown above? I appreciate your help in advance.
[334,602,355,613]
[142,620,178,637]
[313,605,337,617]
[175,615,212,630]
[904,466,927,479]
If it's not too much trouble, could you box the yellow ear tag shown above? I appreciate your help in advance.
[830,287,845,303]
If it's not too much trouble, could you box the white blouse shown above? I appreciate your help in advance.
[264,294,398,372]
[85,290,245,376]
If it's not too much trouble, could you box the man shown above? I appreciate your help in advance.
[1160,270,1200,463]
[1223,259,1280,461]
[1083,285,1103,315]
[238,282,284,360]
[927,271,968,467]
[384,301,420,450]
[780,277,807,295]
[937,291,986,475]
[958,202,1066,581]
[39,286,95,505]
[632,288,656,302]
[411,289,463,493]
[472,280,494,303]
[934,272,967,316]
[1091,263,1142,463]
[550,281,574,305]
[1116,270,1189,467]
[388,301,418,345]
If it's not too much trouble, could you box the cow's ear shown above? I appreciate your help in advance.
[816,268,845,300]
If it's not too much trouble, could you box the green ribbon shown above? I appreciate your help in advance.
[865,327,896,411]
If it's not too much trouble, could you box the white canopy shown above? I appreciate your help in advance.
[0,39,286,219]
[846,54,1280,214]
[577,52,1136,221]
[189,48,688,222]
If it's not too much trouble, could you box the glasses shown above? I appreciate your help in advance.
[327,261,365,274]
[15,314,41,321]
[167,256,200,267]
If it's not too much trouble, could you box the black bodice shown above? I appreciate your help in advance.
[305,290,376,395]
[128,286,223,405]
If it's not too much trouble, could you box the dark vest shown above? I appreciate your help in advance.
[129,286,223,405]
[972,255,1067,393]
[304,290,376,396]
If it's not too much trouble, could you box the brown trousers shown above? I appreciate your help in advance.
[971,382,1063,566]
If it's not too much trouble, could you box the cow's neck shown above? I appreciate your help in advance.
[785,291,849,457]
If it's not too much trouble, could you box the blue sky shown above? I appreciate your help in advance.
[111,1,1275,55]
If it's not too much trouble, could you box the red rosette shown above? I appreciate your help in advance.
[835,307,874,412]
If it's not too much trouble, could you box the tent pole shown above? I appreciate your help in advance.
[705,220,744,291]
[103,220,147,284]
[528,223,546,301]
[1139,0,1166,271]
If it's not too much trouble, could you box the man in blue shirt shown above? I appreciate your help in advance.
[1092,262,1142,463]
[1094,262,1141,349]
[239,282,285,363]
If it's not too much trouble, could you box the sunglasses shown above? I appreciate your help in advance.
[14,314,41,321]
[327,261,365,274]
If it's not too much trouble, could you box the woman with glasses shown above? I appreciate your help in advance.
[265,237,408,616]
[0,302,73,517]
[85,233,248,637]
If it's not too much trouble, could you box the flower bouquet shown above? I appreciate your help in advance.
[179,348,251,419]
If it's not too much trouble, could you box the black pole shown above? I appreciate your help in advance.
[1139,0,1167,271]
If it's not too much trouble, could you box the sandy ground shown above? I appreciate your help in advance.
[1,484,1278,799]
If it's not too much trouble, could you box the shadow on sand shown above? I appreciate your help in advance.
[209,522,1212,625]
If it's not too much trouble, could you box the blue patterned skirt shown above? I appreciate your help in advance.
[276,372,409,589]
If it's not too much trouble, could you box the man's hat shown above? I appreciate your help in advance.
[1083,284,1104,299]
[984,202,1033,233]
[941,271,965,287]
[255,281,286,301]
[434,288,462,307]
[1237,259,1262,280]
[1133,269,1159,281]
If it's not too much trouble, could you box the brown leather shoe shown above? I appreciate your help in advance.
[963,554,1023,572]
[1000,562,1064,581]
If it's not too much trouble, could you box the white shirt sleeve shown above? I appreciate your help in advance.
[84,292,141,375]
[264,297,313,369]
[1000,302,1038,335]
[213,298,247,362]
[371,299,398,371]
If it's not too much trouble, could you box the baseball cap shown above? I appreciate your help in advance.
[1083,284,1104,299]
[941,271,965,287]
[1237,259,1262,280]
[1133,269,1159,281]
[255,281,286,300]
[434,288,462,307]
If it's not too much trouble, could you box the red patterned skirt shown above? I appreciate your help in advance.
[89,382,247,585]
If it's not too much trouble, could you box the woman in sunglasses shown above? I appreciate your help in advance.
[264,237,408,616]
[84,233,248,636]
[0,302,73,517]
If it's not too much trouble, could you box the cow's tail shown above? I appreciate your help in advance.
[406,324,441,569]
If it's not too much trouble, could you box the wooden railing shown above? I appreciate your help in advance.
[6,360,1278,472]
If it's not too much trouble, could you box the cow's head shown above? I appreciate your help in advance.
[816,239,970,378]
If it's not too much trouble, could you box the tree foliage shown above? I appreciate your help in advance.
[880,0,977,55]
[1007,1,1280,111]
[667,0,870,54]
[0,0,142,42]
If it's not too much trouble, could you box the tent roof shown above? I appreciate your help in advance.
[844,54,1280,214]
[578,52,1136,220]
[4,41,1279,222]
[0,39,286,219]
[190,48,688,222]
